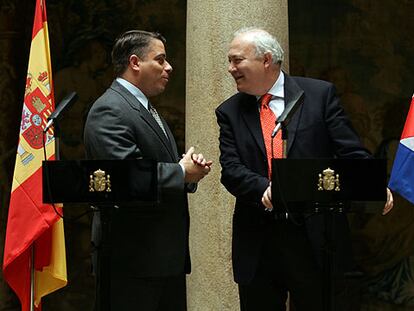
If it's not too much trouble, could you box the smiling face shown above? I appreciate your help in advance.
[227,36,268,96]
[136,38,172,97]
[228,35,279,96]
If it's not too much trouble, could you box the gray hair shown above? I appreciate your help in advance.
[234,27,284,64]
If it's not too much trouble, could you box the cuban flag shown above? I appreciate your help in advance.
[389,94,414,204]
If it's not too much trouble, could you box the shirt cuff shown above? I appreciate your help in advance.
[179,162,186,177]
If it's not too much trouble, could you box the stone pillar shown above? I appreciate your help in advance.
[186,1,289,310]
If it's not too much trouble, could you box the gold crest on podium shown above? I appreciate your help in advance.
[318,168,340,191]
[89,169,111,192]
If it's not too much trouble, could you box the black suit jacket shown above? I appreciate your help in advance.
[215,74,370,284]
[84,80,191,278]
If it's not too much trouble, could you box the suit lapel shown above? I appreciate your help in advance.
[240,94,267,159]
[110,81,177,160]
[139,106,176,158]
[161,117,180,161]
[284,74,305,156]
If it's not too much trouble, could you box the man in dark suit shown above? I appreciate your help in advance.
[84,30,212,311]
[215,27,393,311]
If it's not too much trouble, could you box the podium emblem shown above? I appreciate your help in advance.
[89,169,111,192]
[318,168,340,191]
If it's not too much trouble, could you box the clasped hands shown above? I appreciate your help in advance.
[262,183,394,215]
[179,146,213,183]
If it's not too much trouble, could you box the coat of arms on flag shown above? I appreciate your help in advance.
[2,0,67,310]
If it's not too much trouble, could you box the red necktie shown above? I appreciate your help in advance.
[260,94,283,178]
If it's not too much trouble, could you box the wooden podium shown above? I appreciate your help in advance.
[271,158,386,206]
[42,159,158,311]
[271,158,387,311]
[43,159,158,204]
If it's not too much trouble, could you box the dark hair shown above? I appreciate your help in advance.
[111,30,166,76]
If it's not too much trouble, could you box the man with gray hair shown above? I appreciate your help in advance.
[215,27,393,310]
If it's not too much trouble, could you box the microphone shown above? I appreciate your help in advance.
[44,92,78,132]
[271,91,304,138]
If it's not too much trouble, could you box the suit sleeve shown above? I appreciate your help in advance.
[85,94,147,159]
[216,108,269,203]
[84,98,186,199]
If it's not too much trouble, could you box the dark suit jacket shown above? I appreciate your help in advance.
[84,80,191,278]
[215,74,370,284]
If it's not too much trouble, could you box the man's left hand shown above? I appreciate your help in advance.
[262,184,273,211]
[383,187,394,215]
[191,153,213,168]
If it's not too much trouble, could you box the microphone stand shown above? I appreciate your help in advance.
[37,93,76,308]
[53,120,61,161]
[32,103,64,311]
[270,90,304,218]
[271,122,288,160]
[270,121,289,219]
[271,105,340,311]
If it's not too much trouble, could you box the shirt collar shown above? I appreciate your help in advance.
[116,77,149,109]
[256,71,285,101]
[268,71,284,99]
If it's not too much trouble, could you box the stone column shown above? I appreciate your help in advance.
[186,1,289,310]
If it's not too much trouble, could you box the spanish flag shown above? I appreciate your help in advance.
[2,0,67,309]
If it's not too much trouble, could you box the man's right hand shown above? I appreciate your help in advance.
[262,183,273,211]
[179,147,212,183]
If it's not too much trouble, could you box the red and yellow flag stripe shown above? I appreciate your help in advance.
[3,0,67,309]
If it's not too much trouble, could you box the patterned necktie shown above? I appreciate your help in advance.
[260,94,283,178]
[148,103,168,138]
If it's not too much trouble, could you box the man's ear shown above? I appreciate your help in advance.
[129,54,140,71]
[263,52,272,68]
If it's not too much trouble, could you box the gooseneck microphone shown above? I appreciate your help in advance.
[271,91,304,138]
[44,92,78,132]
